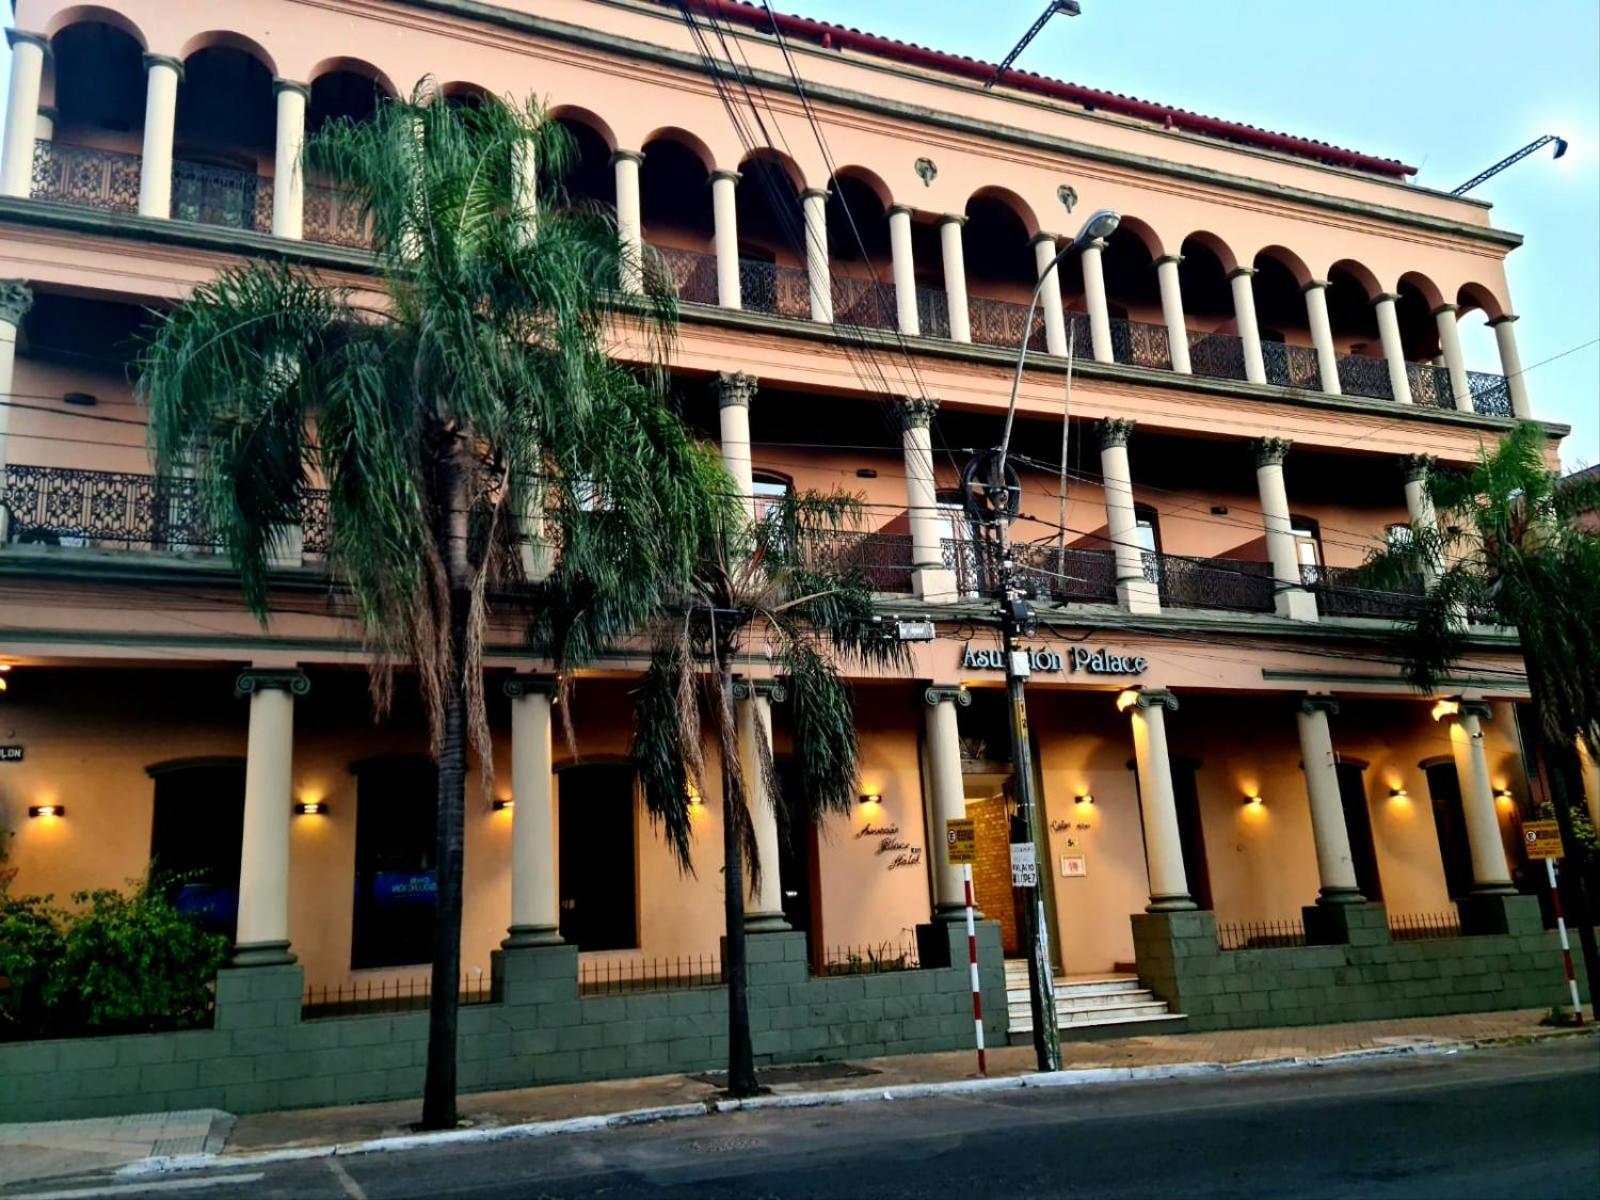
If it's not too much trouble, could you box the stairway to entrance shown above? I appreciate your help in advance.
[1003,961,1188,1043]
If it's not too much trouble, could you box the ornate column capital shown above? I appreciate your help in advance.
[1122,686,1178,713]
[1299,697,1341,717]
[0,281,34,327]
[897,394,940,430]
[235,669,310,698]
[610,149,646,168]
[715,371,758,409]
[732,678,786,703]
[273,78,312,101]
[5,30,51,55]
[1254,437,1292,468]
[503,674,557,699]
[1402,453,1434,483]
[938,212,969,228]
[1098,417,1135,450]
[1458,699,1493,721]
[142,53,186,81]
[923,684,971,708]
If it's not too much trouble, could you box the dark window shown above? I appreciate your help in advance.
[352,757,438,969]
[1129,755,1211,911]
[1335,762,1383,901]
[774,760,823,968]
[558,764,638,951]
[149,762,246,940]
[1424,761,1474,900]
[1133,505,1162,556]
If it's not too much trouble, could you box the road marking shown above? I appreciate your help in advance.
[8,1174,265,1200]
[325,1157,367,1200]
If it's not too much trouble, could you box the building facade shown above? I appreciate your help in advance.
[0,0,1593,1117]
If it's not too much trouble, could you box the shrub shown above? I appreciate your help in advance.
[0,893,67,1035]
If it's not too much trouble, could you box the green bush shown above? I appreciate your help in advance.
[0,893,67,1034]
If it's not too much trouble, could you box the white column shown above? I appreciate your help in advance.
[1402,454,1441,585]
[924,685,971,920]
[1123,689,1194,911]
[1372,293,1413,404]
[716,371,757,519]
[709,169,741,309]
[233,670,307,966]
[1297,699,1363,903]
[900,396,954,602]
[1490,315,1532,418]
[514,131,539,236]
[1099,418,1159,614]
[736,681,788,931]
[0,283,32,486]
[801,188,832,323]
[271,81,308,240]
[1,31,48,198]
[1255,438,1318,622]
[888,205,919,337]
[35,106,56,143]
[1303,280,1341,395]
[939,215,971,343]
[1154,255,1191,373]
[1079,238,1114,364]
[504,677,561,946]
[1444,703,1514,892]
[1032,235,1068,357]
[1229,267,1267,384]
[1433,304,1472,412]
[612,150,644,294]
[138,55,183,220]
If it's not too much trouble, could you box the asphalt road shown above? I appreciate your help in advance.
[12,1038,1598,1200]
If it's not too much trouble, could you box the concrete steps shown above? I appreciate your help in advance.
[1003,963,1187,1042]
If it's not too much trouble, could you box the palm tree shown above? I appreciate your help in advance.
[1365,420,1600,1014]
[139,84,722,1127]
[629,491,906,1095]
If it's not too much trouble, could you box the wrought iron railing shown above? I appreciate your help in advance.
[831,273,897,331]
[1406,363,1457,411]
[739,258,811,320]
[1188,329,1247,381]
[798,528,915,594]
[816,935,920,977]
[1387,911,1463,942]
[1301,564,1425,620]
[1262,340,1321,390]
[1467,371,1513,417]
[171,160,271,233]
[1336,353,1393,400]
[653,245,719,306]
[1216,918,1307,951]
[1108,317,1172,370]
[968,295,1047,352]
[29,140,141,213]
[1008,542,1118,605]
[304,183,370,249]
[1154,553,1277,613]
[916,286,951,339]
[578,954,725,996]
[302,973,494,1019]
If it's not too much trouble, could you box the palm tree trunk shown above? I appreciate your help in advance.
[1541,738,1599,1018]
[720,652,759,1097]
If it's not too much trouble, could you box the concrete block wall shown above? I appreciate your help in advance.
[0,922,1007,1123]
[1133,898,1590,1031]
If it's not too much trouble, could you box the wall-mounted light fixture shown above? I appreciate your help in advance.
[1389,787,1409,801]
[1115,688,1140,713]
[293,801,328,816]
[1495,788,1515,808]
[686,787,704,809]
[491,797,514,812]
[1430,698,1461,722]
[28,804,64,819]
[1075,792,1095,806]
[859,792,883,807]
[1242,793,1264,808]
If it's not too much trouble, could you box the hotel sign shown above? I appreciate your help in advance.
[961,645,1149,676]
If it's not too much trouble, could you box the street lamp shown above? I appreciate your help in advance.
[965,206,1119,1074]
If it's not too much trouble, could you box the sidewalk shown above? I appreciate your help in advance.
[2,1007,1590,1189]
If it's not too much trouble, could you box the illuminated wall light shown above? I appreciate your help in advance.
[1495,788,1515,809]
[28,804,65,819]
[1075,792,1095,806]
[687,791,704,809]
[1116,688,1140,713]
[1242,793,1265,808]
[1430,698,1461,722]
[293,801,329,816]
[859,792,883,807]
[1388,787,1410,801]
[491,797,514,812]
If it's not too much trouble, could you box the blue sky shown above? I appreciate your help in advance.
[2,1,1595,464]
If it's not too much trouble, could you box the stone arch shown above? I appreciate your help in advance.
[1456,282,1507,322]
[1252,244,1314,288]
[308,57,398,97]
[547,105,617,153]
[1111,215,1165,260]
[1326,258,1383,302]
[178,30,278,77]
[739,147,807,194]
[1397,270,1446,312]
[642,126,717,174]
[1180,230,1240,275]
[828,164,894,211]
[44,4,146,47]
[438,80,501,108]
[965,186,1040,239]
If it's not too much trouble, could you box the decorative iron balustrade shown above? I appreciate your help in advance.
[171,160,271,233]
[29,140,141,214]
[1216,918,1307,951]
[1108,318,1172,370]
[1301,564,1424,620]
[916,286,951,340]
[1406,363,1457,410]
[1155,553,1276,613]
[799,528,915,594]
[653,245,719,306]
[1011,543,1118,605]
[739,258,811,320]
[0,465,330,557]
[1336,353,1393,400]
[304,183,370,249]
[1187,329,1248,381]
[830,274,897,331]
[968,295,1046,352]
[1262,340,1321,390]
[1467,371,1513,417]
[943,535,991,599]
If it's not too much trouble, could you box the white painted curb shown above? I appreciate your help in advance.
[118,1034,1527,1179]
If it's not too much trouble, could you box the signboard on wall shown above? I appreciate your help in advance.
[1523,820,1564,860]
[945,818,976,866]
[1009,842,1038,888]
[961,645,1149,676]
[0,746,22,763]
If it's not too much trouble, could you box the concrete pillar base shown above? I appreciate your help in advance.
[1457,892,1539,936]
[491,941,581,1006]
[502,923,564,949]
[913,566,959,604]
[1275,588,1319,622]
[230,939,297,968]
[1117,578,1161,614]
[932,901,983,923]
[1303,901,1386,947]
[1145,892,1198,913]
[1315,886,1366,906]
[744,911,792,934]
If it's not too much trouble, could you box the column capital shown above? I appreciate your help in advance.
[1082,236,1108,253]
[1430,302,1459,317]
[1227,266,1258,280]
[938,212,969,227]
[714,371,758,409]
[142,53,185,80]
[897,394,940,430]
[887,203,916,218]
[1370,291,1400,306]
[1122,686,1178,712]
[707,167,740,184]
[503,674,557,699]
[1254,436,1292,468]
[1302,278,1331,293]
[235,669,310,697]
[1402,453,1434,483]
[5,30,51,54]
[0,280,35,327]
[732,678,786,703]
[273,78,312,100]
[923,684,972,708]
[1152,254,1184,268]
[1030,231,1062,247]
[1299,697,1340,717]
[800,187,831,201]
[1487,312,1519,327]
[1457,699,1493,721]
[1099,416,1136,450]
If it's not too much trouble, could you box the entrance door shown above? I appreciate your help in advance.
[149,761,246,940]
[1170,759,1213,911]
[774,761,822,966]
[1335,762,1383,901]
[1424,762,1474,899]
[352,757,438,969]
[558,764,638,951]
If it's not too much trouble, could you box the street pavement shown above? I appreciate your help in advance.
[4,1037,1594,1199]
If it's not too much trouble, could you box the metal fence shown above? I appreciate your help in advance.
[1216,918,1308,951]
[1467,371,1514,417]
[30,140,141,213]
[304,183,371,249]
[1188,329,1248,381]
[816,936,921,977]
[1156,553,1277,613]
[1262,340,1322,390]
[1302,564,1425,621]
[968,295,1047,352]
[301,974,495,1019]
[830,274,897,331]
[1387,911,1464,942]
[740,259,811,320]
[1336,352,1393,400]
[1109,317,1172,370]
[578,955,725,996]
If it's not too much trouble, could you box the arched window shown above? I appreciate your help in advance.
[351,756,439,969]
[1290,515,1323,569]
[147,759,246,939]
[751,471,791,523]
[1133,504,1162,556]
[557,763,638,950]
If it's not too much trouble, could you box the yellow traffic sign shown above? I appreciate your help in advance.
[946,818,977,866]
[1523,820,1564,860]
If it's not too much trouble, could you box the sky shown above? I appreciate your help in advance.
[2,0,1595,465]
